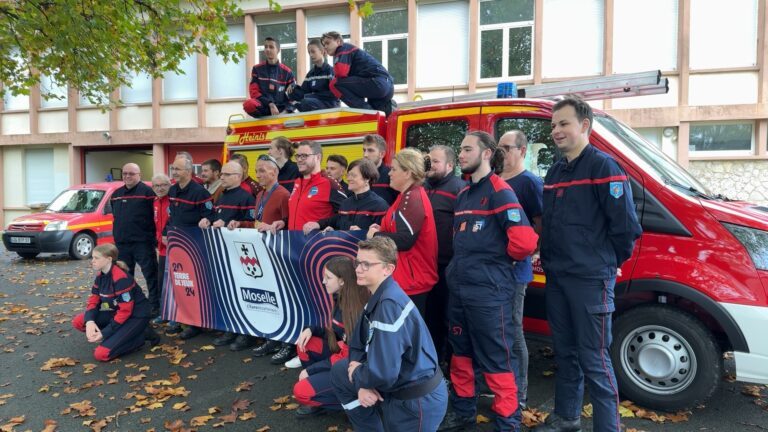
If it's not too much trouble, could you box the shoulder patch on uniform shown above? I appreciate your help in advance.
[205,201,213,210]
[609,182,624,199]
[308,186,318,197]
[248,209,255,219]
[121,292,131,302]
[507,208,521,222]
[472,220,484,232]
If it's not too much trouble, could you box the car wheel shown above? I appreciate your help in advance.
[17,252,39,260]
[611,304,721,411]
[69,233,95,260]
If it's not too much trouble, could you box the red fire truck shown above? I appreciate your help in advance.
[223,71,767,410]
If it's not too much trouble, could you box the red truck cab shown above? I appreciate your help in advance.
[2,182,120,260]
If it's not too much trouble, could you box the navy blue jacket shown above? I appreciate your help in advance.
[330,43,392,99]
[372,164,398,205]
[425,173,467,267]
[506,170,544,284]
[349,276,440,393]
[447,173,539,305]
[110,182,156,244]
[84,265,150,340]
[318,190,388,231]
[210,186,256,225]
[248,61,295,110]
[278,160,300,191]
[290,62,339,105]
[165,180,213,234]
[541,144,642,279]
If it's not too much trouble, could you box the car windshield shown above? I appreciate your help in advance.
[593,115,714,198]
[46,189,105,213]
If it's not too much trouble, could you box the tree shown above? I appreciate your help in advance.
[0,0,248,107]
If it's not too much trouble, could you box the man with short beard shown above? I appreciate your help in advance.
[362,134,398,205]
[200,159,224,203]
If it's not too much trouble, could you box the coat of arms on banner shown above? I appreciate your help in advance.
[235,242,263,278]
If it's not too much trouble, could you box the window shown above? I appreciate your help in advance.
[256,22,297,73]
[542,0,604,78]
[479,0,534,80]
[163,54,198,101]
[613,0,677,73]
[406,120,469,160]
[121,71,152,104]
[417,1,469,87]
[79,90,110,107]
[689,123,753,154]
[690,0,757,69]
[208,24,246,99]
[25,148,55,205]
[40,75,68,109]
[495,117,559,177]
[47,189,105,213]
[306,10,351,65]
[362,9,408,85]
[3,50,29,111]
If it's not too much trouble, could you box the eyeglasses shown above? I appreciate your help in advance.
[295,153,317,161]
[353,259,386,271]
[122,172,139,176]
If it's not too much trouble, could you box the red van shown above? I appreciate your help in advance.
[225,90,768,410]
[2,182,120,260]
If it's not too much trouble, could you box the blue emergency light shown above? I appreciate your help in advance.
[497,82,518,98]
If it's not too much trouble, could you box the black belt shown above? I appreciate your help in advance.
[390,369,443,400]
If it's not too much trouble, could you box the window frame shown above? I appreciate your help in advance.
[477,19,535,83]
[255,20,298,72]
[361,32,409,88]
[688,121,755,157]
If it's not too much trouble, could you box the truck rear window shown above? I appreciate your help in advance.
[405,120,469,157]
[495,117,560,178]
[47,190,105,213]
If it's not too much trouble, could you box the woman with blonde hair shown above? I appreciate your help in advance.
[72,244,159,361]
[367,148,438,316]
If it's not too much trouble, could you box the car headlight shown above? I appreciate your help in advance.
[723,222,768,271]
[44,221,68,231]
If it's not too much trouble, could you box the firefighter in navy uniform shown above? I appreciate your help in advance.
[110,163,159,316]
[164,156,214,339]
[439,131,539,432]
[72,243,160,362]
[289,39,340,112]
[331,236,448,432]
[199,161,256,230]
[243,37,296,118]
[362,134,399,205]
[535,97,641,432]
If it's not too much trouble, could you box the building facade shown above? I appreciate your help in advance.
[2,0,767,226]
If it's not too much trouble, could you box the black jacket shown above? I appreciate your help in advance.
[290,62,338,103]
[372,164,399,205]
[165,180,213,234]
[110,182,156,244]
[425,173,467,266]
[211,186,256,224]
[318,190,388,231]
[278,160,300,191]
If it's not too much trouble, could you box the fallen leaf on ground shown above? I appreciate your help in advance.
[41,357,78,371]
[190,415,213,426]
[239,411,257,421]
[476,414,490,423]
[235,381,253,392]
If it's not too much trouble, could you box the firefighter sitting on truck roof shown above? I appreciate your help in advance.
[288,39,340,112]
[321,31,396,117]
[243,37,296,118]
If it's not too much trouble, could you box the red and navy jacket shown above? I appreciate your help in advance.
[541,144,642,279]
[278,160,300,191]
[506,170,544,284]
[348,276,440,394]
[372,164,399,205]
[304,296,347,375]
[318,190,388,231]
[290,62,339,105]
[247,61,295,110]
[165,180,213,234]
[377,184,438,296]
[330,42,392,99]
[287,172,346,230]
[447,172,539,305]
[425,173,467,267]
[153,195,170,256]
[83,265,150,340]
[210,186,256,227]
[110,182,156,244]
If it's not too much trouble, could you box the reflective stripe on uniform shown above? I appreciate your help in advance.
[370,301,415,333]
[341,399,361,410]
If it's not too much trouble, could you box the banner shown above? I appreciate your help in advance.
[162,227,365,343]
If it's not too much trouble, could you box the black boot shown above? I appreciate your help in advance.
[252,340,281,357]
[270,343,295,364]
[179,326,202,340]
[533,412,582,432]
[437,411,476,431]
[213,332,237,346]
[230,335,258,351]
[295,405,327,418]
[144,327,161,347]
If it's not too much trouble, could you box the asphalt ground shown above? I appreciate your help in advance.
[0,250,766,431]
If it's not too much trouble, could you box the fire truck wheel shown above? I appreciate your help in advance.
[611,304,721,411]
[69,232,95,260]
[17,252,39,260]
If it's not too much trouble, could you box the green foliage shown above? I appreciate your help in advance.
[0,0,247,108]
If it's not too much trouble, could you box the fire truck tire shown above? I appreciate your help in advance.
[69,232,95,260]
[611,304,721,411]
[17,252,39,260]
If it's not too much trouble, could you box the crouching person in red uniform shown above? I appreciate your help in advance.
[72,244,160,362]
[292,256,371,417]
[331,237,448,432]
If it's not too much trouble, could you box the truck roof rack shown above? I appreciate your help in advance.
[397,70,668,109]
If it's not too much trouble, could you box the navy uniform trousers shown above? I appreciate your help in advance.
[334,75,394,113]
[117,242,159,312]
[72,311,149,362]
[545,273,622,432]
[331,358,448,432]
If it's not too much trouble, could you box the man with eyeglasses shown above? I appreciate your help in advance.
[110,163,160,318]
[164,156,214,339]
[330,236,448,432]
[229,153,263,199]
[498,130,544,410]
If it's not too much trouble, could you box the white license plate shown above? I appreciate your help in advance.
[9,237,31,244]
